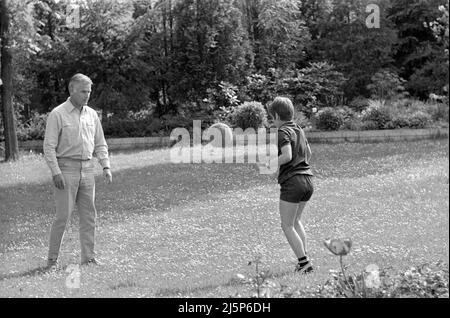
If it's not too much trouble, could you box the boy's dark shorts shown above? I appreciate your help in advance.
[280,174,314,203]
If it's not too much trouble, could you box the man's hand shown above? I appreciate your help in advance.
[53,174,65,190]
[103,168,112,184]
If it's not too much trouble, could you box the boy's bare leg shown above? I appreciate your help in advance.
[294,201,308,255]
[279,199,306,259]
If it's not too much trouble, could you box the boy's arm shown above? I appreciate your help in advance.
[277,144,292,166]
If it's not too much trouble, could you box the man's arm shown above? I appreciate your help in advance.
[94,114,112,183]
[43,111,62,176]
[93,114,110,169]
[43,111,65,189]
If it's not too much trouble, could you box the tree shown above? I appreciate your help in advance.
[239,0,310,72]
[309,0,397,100]
[387,0,448,97]
[0,0,19,161]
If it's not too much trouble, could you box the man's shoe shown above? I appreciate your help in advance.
[46,259,58,271]
[81,258,101,266]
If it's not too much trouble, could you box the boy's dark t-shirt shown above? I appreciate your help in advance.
[277,121,313,184]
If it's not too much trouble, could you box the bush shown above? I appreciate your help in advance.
[361,100,392,129]
[366,70,408,100]
[389,115,411,129]
[103,117,162,138]
[429,102,449,123]
[231,101,268,130]
[407,111,433,128]
[315,107,344,131]
[293,110,312,129]
[16,112,48,141]
[349,96,370,112]
[316,261,448,298]
[360,120,380,130]
[342,117,364,131]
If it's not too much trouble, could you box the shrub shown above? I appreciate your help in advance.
[103,117,162,138]
[388,98,444,128]
[407,111,433,128]
[231,101,268,130]
[342,117,364,131]
[389,115,411,129]
[366,70,408,100]
[349,96,370,112]
[241,63,346,116]
[361,100,392,129]
[360,120,380,130]
[317,261,449,298]
[337,106,357,122]
[429,102,449,123]
[315,107,344,131]
[293,110,311,129]
[16,112,48,141]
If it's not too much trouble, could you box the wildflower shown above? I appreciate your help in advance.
[236,274,246,280]
[323,238,352,256]
[365,271,381,289]
[365,264,379,273]
[364,263,381,289]
[65,264,81,289]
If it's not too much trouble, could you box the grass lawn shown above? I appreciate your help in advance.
[0,139,448,298]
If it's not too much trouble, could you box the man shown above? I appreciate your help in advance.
[43,73,112,270]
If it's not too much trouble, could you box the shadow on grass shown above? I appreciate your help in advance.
[154,267,295,297]
[0,161,272,252]
[0,265,51,282]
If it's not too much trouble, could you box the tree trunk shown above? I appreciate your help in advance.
[0,0,19,161]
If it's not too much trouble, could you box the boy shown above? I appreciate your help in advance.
[267,97,314,274]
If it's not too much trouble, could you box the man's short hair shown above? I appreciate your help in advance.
[69,73,93,92]
[268,97,294,121]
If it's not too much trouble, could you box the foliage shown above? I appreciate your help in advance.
[366,70,408,100]
[248,0,311,71]
[230,101,268,130]
[315,107,344,131]
[293,110,312,129]
[16,112,48,141]
[2,0,450,143]
[318,261,449,298]
[387,0,449,98]
[348,96,370,112]
[234,254,280,298]
[241,62,346,116]
[309,0,398,99]
[102,117,162,138]
[389,111,432,129]
[318,237,448,298]
[361,100,392,129]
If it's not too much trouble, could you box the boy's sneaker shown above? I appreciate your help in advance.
[295,261,314,274]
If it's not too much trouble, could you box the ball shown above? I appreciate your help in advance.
[206,122,233,148]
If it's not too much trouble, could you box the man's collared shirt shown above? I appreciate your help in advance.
[43,98,110,176]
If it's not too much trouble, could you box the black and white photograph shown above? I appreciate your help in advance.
[0,0,448,302]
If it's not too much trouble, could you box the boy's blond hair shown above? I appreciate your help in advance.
[268,97,294,121]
